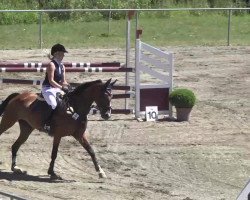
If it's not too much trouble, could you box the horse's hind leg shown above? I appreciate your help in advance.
[48,135,62,180]
[11,120,34,174]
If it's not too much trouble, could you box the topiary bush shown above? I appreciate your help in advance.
[169,88,196,108]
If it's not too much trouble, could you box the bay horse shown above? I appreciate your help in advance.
[0,79,116,180]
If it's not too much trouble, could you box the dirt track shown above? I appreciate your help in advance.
[0,46,249,200]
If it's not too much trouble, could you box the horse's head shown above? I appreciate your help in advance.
[67,79,117,121]
[95,78,117,120]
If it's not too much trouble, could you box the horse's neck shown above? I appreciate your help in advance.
[70,87,96,116]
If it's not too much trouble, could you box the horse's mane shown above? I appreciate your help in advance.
[70,79,102,96]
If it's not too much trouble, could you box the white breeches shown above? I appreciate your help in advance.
[42,87,62,110]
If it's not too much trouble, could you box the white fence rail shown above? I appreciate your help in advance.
[135,39,173,118]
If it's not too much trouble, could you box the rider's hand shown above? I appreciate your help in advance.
[68,85,74,92]
[62,85,69,94]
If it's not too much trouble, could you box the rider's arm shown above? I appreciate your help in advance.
[61,64,69,86]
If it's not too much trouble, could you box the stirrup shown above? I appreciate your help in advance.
[44,125,51,132]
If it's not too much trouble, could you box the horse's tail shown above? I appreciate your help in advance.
[0,93,20,116]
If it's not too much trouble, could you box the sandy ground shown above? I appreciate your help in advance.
[0,45,249,200]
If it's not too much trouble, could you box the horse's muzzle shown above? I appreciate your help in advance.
[101,112,111,120]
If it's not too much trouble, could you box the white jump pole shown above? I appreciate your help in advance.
[135,29,143,118]
[125,10,135,110]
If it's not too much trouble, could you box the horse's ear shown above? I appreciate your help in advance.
[110,79,117,87]
[104,78,112,89]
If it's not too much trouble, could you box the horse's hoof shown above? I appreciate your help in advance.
[98,165,107,178]
[11,166,27,174]
[50,173,63,180]
[99,172,107,179]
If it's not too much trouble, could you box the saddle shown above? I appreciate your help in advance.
[37,92,64,102]
[31,92,65,124]
[37,92,79,119]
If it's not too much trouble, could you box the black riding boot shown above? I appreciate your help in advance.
[44,109,55,133]
[43,96,64,133]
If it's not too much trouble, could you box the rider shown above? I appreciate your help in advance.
[42,43,70,132]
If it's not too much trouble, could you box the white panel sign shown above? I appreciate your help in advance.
[145,106,158,121]
[237,179,250,200]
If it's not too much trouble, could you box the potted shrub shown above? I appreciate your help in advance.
[169,88,196,121]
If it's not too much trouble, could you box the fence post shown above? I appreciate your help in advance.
[39,11,43,49]
[108,0,112,36]
[227,9,232,46]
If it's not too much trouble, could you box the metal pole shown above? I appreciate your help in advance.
[39,11,42,49]
[126,12,131,69]
[135,11,139,58]
[135,11,139,50]
[227,9,232,46]
[135,11,139,30]
[125,11,131,110]
[108,0,112,36]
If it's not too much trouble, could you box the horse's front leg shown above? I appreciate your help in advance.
[48,136,62,180]
[77,134,107,178]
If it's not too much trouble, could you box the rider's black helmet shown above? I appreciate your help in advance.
[51,43,68,56]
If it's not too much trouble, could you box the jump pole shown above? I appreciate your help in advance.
[125,10,135,111]
[0,67,133,73]
[135,29,142,119]
[0,62,121,68]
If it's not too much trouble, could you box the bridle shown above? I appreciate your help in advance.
[60,85,113,121]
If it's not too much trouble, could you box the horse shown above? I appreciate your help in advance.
[0,78,116,180]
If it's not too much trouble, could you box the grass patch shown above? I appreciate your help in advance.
[0,13,249,50]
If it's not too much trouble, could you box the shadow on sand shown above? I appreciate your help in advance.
[0,170,76,183]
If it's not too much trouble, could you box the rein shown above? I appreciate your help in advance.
[60,87,89,122]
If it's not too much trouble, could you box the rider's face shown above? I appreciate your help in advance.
[54,51,65,61]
